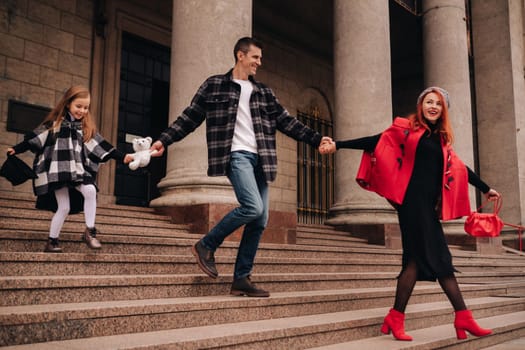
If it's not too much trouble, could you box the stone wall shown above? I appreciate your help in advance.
[255,35,334,214]
[0,0,93,193]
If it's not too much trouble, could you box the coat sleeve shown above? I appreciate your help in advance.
[269,91,322,147]
[13,124,51,154]
[158,80,208,147]
[85,133,116,163]
[336,134,381,152]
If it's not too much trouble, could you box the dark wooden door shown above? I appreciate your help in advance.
[115,32,170,206]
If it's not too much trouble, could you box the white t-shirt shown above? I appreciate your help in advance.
[231,79,257,153]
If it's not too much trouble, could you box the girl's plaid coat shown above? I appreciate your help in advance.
[13,117,121,212]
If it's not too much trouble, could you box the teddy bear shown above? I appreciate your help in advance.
[128,137,156,170]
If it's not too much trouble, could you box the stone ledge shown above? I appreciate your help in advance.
[156,203,297,244]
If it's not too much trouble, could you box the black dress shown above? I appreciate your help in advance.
[336,126,490,281]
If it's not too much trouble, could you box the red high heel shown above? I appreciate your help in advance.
[380,308,413,341]
[454,310,492,340]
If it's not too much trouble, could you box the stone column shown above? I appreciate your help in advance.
[470,0,525,253]
[326,0,399,247]
[150,0,252,232]
[422,0,501,253]
[422,0,474,165]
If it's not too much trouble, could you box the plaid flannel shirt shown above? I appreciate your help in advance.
[159,69,322,182]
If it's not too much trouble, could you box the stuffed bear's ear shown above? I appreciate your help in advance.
[146,136,152,143]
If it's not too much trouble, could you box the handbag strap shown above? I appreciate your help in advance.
[477,196,502,215]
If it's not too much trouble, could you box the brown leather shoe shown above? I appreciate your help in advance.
[82,227,101,249]
[191,240,218,278]
[230,276,270,297]
[44,237,62,253]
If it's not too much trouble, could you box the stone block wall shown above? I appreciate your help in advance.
[256,35,334,214]
[0,0,94,193]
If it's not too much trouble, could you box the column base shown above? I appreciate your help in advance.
[441,221,505,253]
[156,203,297,245]
[475,236,504,255]
[325,203,401,248]
[333,223,403,249]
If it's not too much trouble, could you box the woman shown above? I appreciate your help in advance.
[320,87,499,341]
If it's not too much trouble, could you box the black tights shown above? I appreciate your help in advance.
[393,260,467,313]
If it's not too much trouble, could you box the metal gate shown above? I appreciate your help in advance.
[297,110,334,224]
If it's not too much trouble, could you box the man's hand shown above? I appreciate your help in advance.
[150,140,165,157]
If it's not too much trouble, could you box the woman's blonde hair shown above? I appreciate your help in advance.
[42,85,96,141]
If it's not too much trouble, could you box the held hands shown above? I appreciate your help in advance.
[6,148,15,156]
[318,137,336,155]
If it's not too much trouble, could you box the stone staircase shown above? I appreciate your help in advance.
[0,190,524,349]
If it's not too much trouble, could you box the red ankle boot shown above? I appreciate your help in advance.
[380,308,413,341]
[454,309,492,340]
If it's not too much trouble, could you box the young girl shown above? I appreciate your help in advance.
[320,87,499,341]
[8,86,132,252]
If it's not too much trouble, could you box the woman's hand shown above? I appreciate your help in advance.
[485,189,501,201]
[6,148,15,156]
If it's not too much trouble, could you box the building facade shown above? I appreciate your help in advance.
[1,0,523,251]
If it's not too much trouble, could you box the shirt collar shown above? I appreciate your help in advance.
[225,69,260,93]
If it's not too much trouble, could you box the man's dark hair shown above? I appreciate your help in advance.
[233,37,263,62]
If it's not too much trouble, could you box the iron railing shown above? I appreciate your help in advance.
[297,111,334,224]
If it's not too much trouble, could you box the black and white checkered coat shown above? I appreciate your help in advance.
[13,117,118,196]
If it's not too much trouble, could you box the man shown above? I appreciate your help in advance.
[150,37,331,297]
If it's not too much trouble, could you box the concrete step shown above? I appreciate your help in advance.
[4,227,524,267]
[0,207,182,229]
[2,298,524,349]
[0,190,165,216]
[0,230,400,258]
[296,223,349,233]
[0,230,198,255]
[0,272,401,306]
[296,236,370,248]
[0,251,402,276]
[308,311,525,350]
[296,225,361,237]
[0,220,192,237]
[0,198,173,222]
[2,266,524,307]
[2,238,524,283]
[2,250,525,278]
[481,336,525,350]
[2,286,524,345]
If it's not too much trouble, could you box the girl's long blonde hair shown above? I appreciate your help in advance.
[407,87,454,145]
[42,85,97,141]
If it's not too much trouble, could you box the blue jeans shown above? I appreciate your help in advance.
[201,151,269,280]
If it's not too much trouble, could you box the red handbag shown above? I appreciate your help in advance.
[464,197,503,237]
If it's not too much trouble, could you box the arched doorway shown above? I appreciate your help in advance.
[296,88,333,224]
